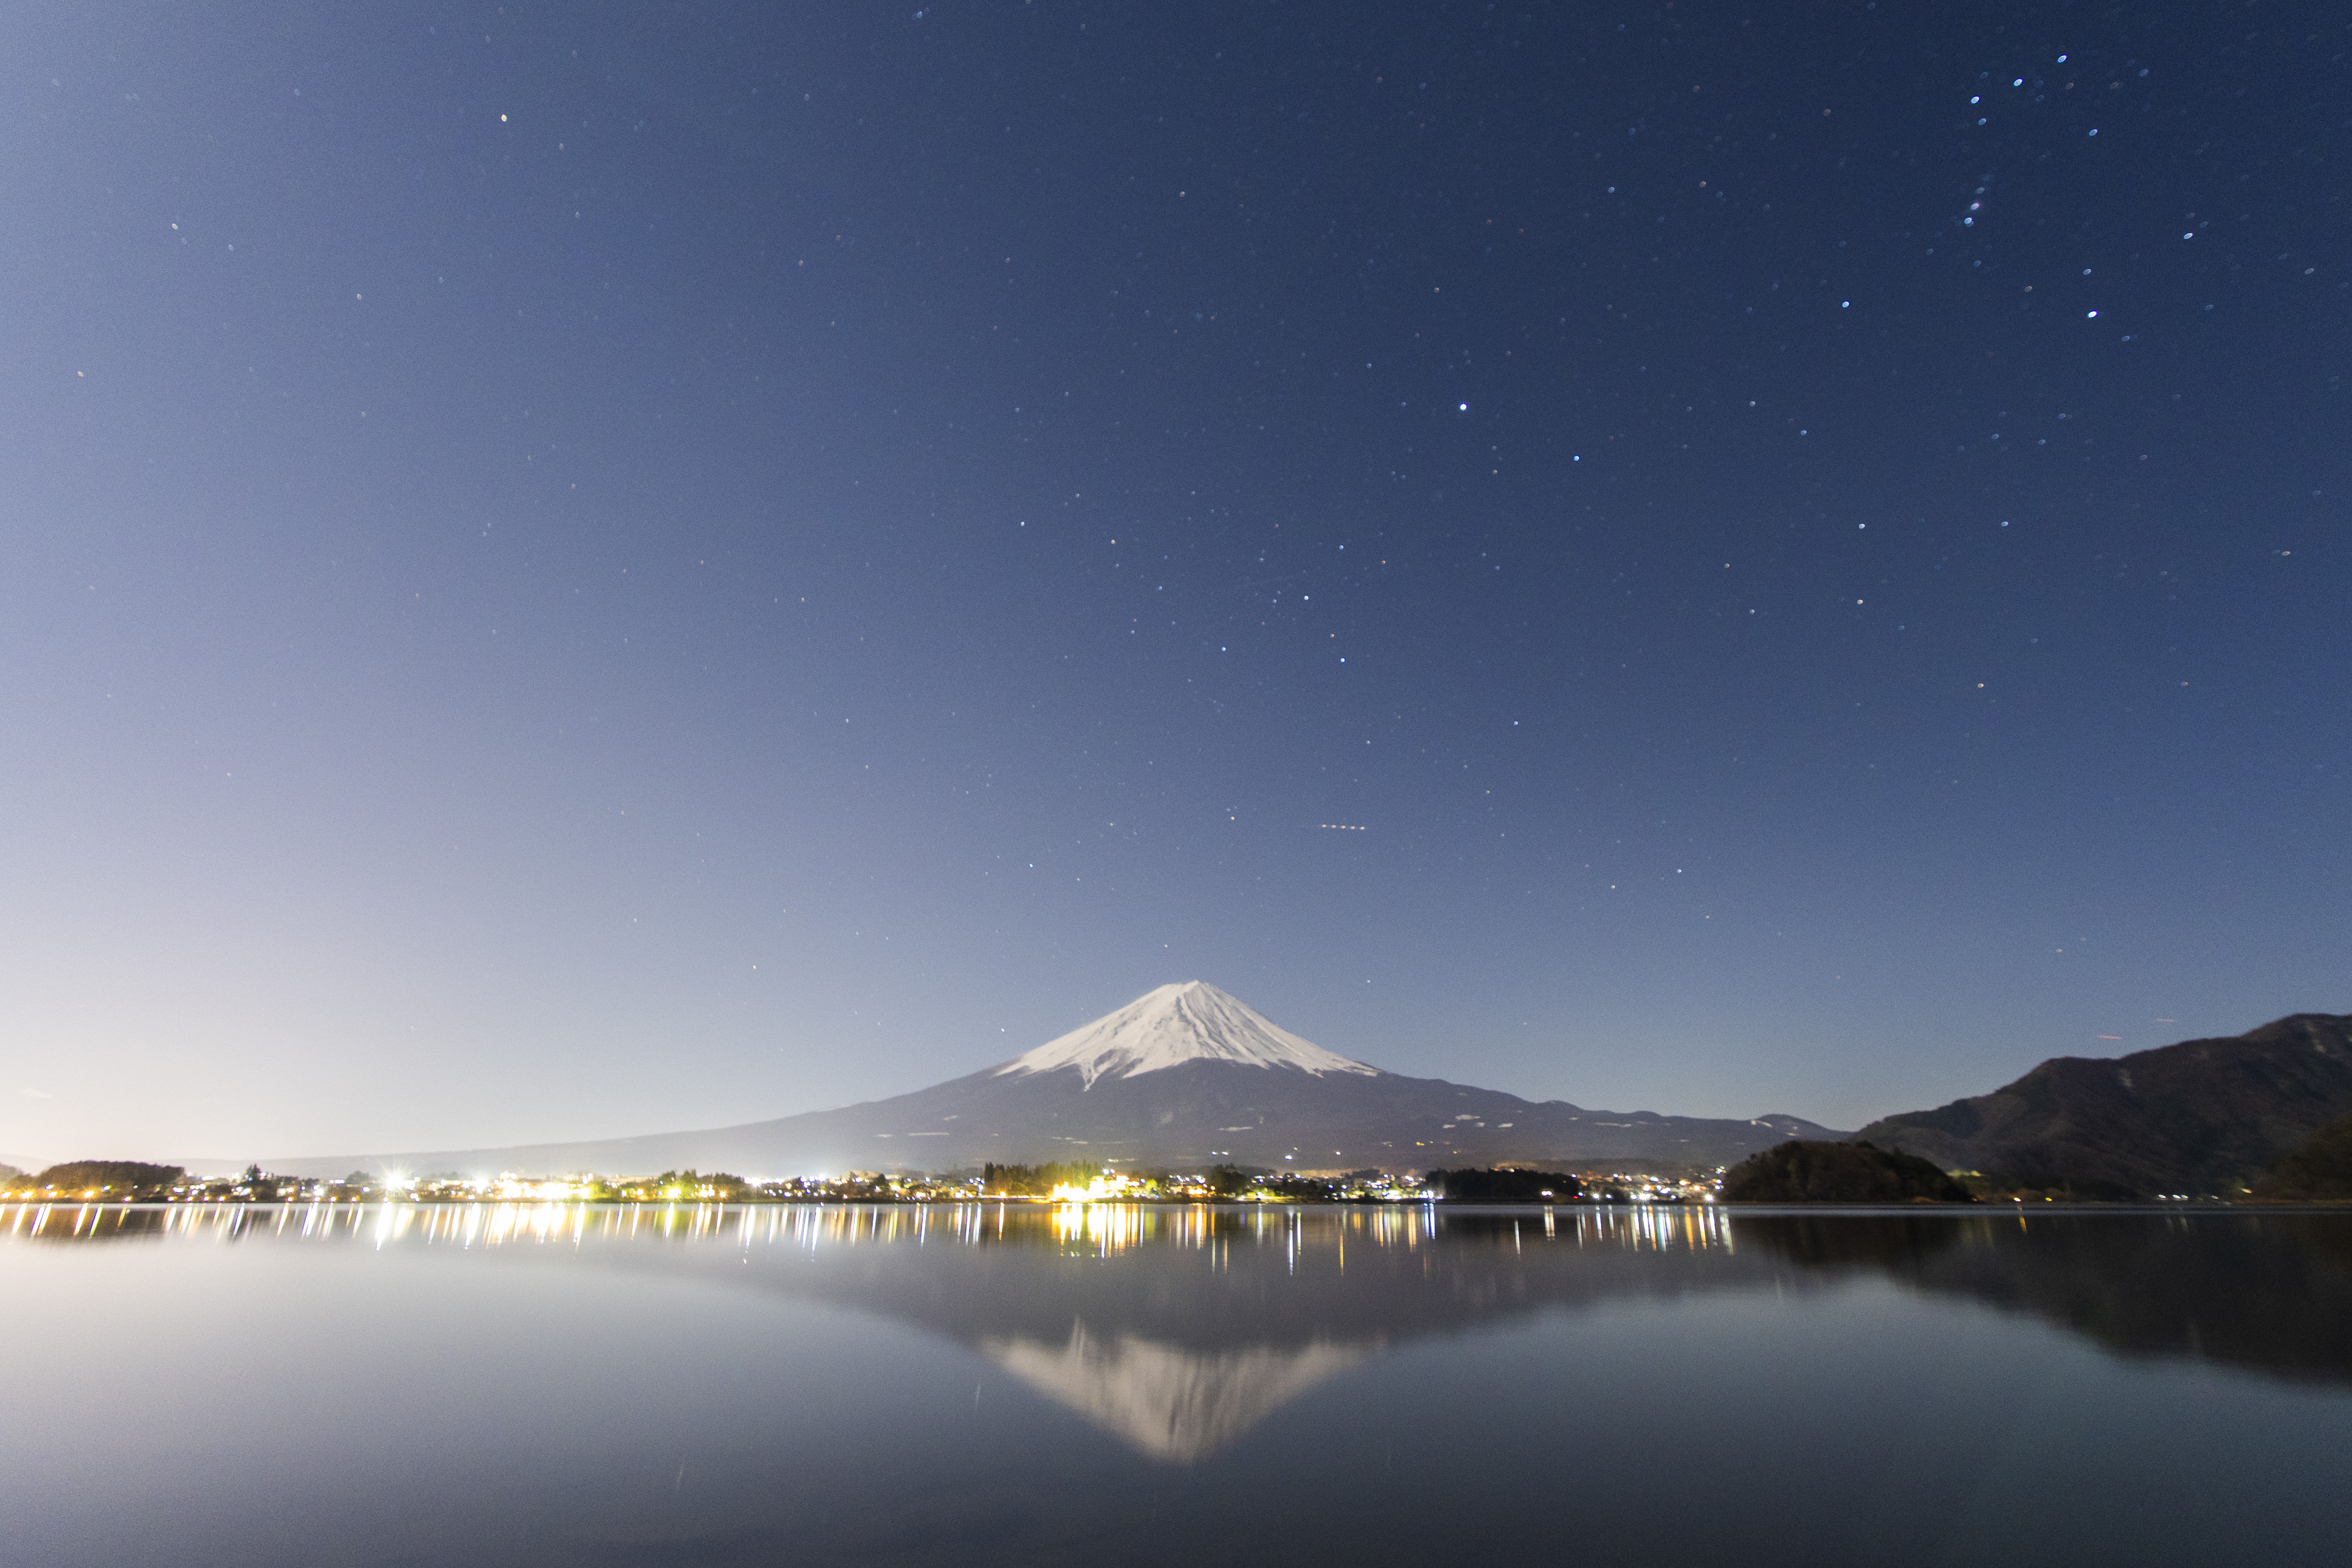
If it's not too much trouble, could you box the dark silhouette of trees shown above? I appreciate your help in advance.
[980,1161,1100,1196]
[19,1161,187,1200]
[649,1169,749,1199]
[1424,1167,1583,1201]
[2249,1111,2352,1202]
[1722,1141,1974,1203]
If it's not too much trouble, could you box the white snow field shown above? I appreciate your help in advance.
[994,981,1382,1088]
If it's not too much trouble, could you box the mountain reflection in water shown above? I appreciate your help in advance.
[12,1200,2352,1568]
[14,1200,2351,1465]
[1738,1211,2352,1389]
[980,1325,1372,1462]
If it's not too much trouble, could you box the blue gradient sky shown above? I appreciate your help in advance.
[4,2,2345,1164]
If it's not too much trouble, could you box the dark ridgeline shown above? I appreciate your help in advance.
[1720,1141,1975,1203]
[1424,1167,1583,1201]
[2251,1110,2352,1203]
[2,1161,186,1201]
[1851,1014,2352,1199]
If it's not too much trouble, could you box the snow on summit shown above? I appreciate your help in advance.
[995,982,1381,1088]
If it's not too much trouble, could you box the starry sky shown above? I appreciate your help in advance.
[5,1,2346,1164]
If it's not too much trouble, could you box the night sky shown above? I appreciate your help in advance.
[6,2,2346,1164]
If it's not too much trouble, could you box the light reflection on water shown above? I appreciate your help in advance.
[3,1196,1740,1256]
[4,1202,2350,1566]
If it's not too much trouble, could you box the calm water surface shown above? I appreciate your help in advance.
[5,1202,2349,1567]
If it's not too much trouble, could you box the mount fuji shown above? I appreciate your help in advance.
[278,982,1843,1178]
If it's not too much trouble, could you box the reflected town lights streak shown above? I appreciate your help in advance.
[1,1199,1736,1258]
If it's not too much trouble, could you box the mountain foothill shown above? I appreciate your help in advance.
[266,982,1840,1181]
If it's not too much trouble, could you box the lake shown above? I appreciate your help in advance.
[6,1202,2349,1566]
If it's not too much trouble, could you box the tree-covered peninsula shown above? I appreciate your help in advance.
[1722,1141,1974,1203]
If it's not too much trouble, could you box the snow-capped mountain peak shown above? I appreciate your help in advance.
[994,982,1381,1088]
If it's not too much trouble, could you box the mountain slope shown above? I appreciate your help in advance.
[273,982,1841,1178]
[1853,1014,2352,1197]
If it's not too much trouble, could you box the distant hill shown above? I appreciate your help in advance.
[270,982,1844,1179]
[1721,1141,1974,1203]
[4,1161,186,1200]
[1854,1014,2352,1198]
[2249,1110,2352,1203]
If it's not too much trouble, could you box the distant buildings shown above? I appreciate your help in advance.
[6,1159,1727,1206]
